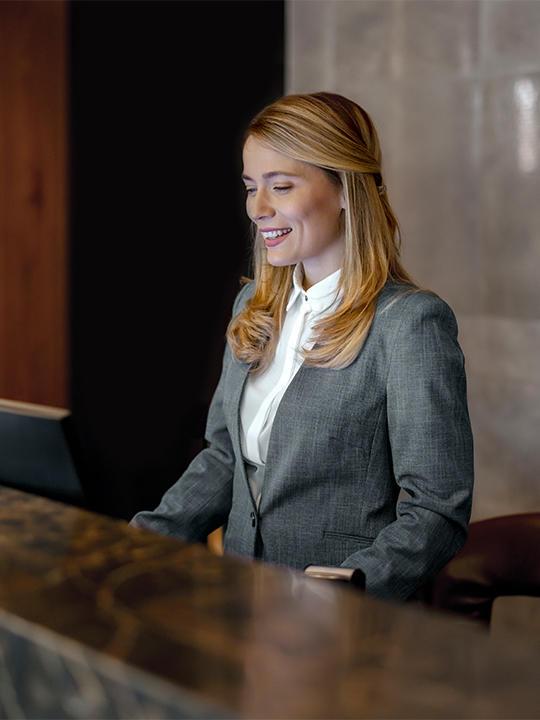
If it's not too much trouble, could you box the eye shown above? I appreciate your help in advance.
[244,186,256,196]
[273,185,292,193]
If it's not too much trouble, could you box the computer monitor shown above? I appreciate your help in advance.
[0,398,86,506]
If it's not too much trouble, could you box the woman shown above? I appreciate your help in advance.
[133,92,474,601]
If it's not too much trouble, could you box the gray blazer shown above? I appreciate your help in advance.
[133,281,474,601]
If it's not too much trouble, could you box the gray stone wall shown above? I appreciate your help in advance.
[286,0,540,520]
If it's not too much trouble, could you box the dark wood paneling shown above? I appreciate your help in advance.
[0,0,69,408]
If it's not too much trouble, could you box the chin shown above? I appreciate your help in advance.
[266,251,296,268]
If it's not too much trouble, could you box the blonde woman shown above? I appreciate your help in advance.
[133,93,473,601]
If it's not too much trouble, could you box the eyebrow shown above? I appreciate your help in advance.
[241,171,299,182]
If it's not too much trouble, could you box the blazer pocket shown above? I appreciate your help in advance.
[323,531,375,546]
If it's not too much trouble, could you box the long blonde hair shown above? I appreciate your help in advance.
[227,92,415,374]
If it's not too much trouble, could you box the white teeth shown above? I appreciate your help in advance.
[261,228,292,239]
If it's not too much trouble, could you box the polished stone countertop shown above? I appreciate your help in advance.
[0,485,539,719]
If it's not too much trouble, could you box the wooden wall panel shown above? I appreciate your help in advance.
[0,0,68,408]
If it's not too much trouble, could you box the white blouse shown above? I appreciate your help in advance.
[240,265,342,506]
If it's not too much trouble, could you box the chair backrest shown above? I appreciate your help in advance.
[416,514,540,625]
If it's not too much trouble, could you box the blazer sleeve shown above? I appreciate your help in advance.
[340,292,474,601]
[131,283,253,541]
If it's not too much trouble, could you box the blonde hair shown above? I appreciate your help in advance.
[228,92,415,373]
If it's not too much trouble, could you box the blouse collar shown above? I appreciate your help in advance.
[287,265,342,313]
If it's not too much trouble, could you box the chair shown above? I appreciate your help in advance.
[415,514,540,625]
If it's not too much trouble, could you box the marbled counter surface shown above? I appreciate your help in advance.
[0,486,539,719]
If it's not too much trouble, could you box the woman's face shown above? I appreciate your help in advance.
[242,136,346,289]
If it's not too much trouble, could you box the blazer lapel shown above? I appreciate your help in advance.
[224,358,256,503]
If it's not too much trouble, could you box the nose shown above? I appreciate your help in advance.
[248,188,275,222]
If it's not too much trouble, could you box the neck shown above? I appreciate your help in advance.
[301,265,340,291]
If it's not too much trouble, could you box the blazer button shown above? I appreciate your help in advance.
[250,512,256,528]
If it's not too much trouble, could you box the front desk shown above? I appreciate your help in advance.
[0,485,539,719]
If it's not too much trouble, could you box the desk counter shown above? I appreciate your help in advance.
[0,486,538,719]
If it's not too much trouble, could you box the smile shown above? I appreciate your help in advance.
[261,228,292,240]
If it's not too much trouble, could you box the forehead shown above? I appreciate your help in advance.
[242,136,309,178]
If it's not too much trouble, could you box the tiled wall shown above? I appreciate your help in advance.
[286,0,540,520]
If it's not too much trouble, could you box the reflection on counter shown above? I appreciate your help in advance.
[0,609,230,719]
[1,485,540,718]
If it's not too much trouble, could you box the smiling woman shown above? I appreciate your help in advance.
[242,139,346,288]
[132,92,474,602]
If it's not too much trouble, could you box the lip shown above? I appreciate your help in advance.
[264,235,288,248]
[260,227,292,248]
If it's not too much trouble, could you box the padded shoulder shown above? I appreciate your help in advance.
[377,282,454,322]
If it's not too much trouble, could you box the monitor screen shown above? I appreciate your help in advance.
[0,399,85,506]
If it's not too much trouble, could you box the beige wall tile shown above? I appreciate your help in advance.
[467,371,540,520]
[458,315,540,518]
[333,1,400,84]
[385,80,481,313]
[287,0,540,521]
[481,0,540,75]
[286,1,335,93]
[481,75,540,317]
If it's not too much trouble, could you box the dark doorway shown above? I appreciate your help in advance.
[69,0,284,518]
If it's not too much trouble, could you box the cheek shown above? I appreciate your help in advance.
[291,199,321,226]
[245,198,255,221]
[309,201,343,232]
